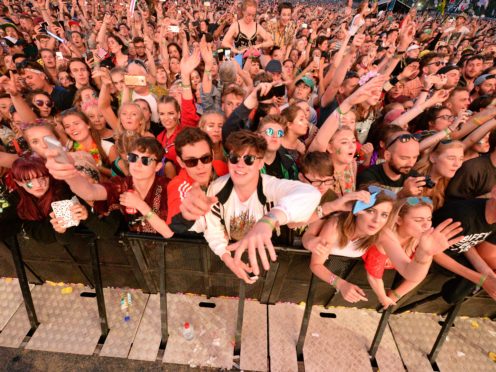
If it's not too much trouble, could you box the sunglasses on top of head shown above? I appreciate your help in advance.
[127,153,158,166]
[386,133,421,149]
[228,153,263,166]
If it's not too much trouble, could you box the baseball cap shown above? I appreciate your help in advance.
[296,76,315,90]
[474,74,496,86]
[265,60,282,74]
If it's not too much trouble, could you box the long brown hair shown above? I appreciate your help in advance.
[60,110,110,167]
[414,140,464,210]
[336,190,398,251]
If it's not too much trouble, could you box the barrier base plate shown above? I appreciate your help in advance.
[389,312,496,371]
[303,306,404,372]
[162,293,237,369]
[268,302,303,372]
[25,284,101,355]
[99,288,148,358]
[0,278,33,331]
[128,293,161,362]
[240,299,268,371]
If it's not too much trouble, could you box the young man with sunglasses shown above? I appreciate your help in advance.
[181,130,320,283]
[357,131,425,196]
[45,137,174,238]
[257,114,298,180]
[17,61,74,112]
[166,127,228,233]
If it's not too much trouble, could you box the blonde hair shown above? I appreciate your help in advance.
[395,199,434,257]
[336,190,399,251]
[241,0,257,11]
[414,140,464,210]
[118,102,147,135]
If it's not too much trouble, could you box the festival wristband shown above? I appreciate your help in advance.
[477,274,487,289]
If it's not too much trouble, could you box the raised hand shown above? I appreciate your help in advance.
[346,74,387,106]
[180,45,201,77]
[426,89,450,106]
[199,36,213,69]
[418,219,464,256]
[179,183,218,221]
[0,71,20,97]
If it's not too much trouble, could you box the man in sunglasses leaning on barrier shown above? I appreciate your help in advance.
[44,137,174,238]
[180,130,321,283]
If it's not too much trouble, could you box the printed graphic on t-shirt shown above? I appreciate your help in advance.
[450,232,492,253]
[230,210,256,241]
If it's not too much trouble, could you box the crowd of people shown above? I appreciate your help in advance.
[0,0,495,309]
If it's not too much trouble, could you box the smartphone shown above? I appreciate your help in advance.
[97,47,108,59]
[55,52,64,61]
[124,75,147,86]
[168,25,180,33]
[204,1,210,6]
[51,196,81,228]
[43,136,72,164]
[86,51,94,60]
[225,49,231,60]
[257,84,286,100]
[302,23,308,29]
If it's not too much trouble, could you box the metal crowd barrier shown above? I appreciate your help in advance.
[1,231,495,367]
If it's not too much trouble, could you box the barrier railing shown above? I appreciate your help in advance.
[1,230,495,367]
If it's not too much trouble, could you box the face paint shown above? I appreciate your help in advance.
[335,148,341,155]
[26,181,33,189]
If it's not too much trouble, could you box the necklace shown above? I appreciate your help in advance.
[73,141,101,166]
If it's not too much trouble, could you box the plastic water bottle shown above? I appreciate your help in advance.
[182,322,195,341]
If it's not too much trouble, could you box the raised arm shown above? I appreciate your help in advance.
[378,219,463,282]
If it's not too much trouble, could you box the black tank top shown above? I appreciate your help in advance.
[234,22,258,48]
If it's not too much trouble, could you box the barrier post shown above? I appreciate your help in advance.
[9,235,39,330]
[427,299,463,364]
[234,280,245,355]
[260,262,279,304]
[159,241,169,347]
[368,306,393,360]
[296,274,319,361]
[89,238,109,338]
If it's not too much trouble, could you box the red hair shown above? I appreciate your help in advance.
[11,157,70,221]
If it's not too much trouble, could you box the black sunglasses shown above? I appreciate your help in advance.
[34,99,53,108]
[15,60,29,70]
[228,153,262,166]
[127,153,157,166]
[181,154,213,168]
[386,133,420,149]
